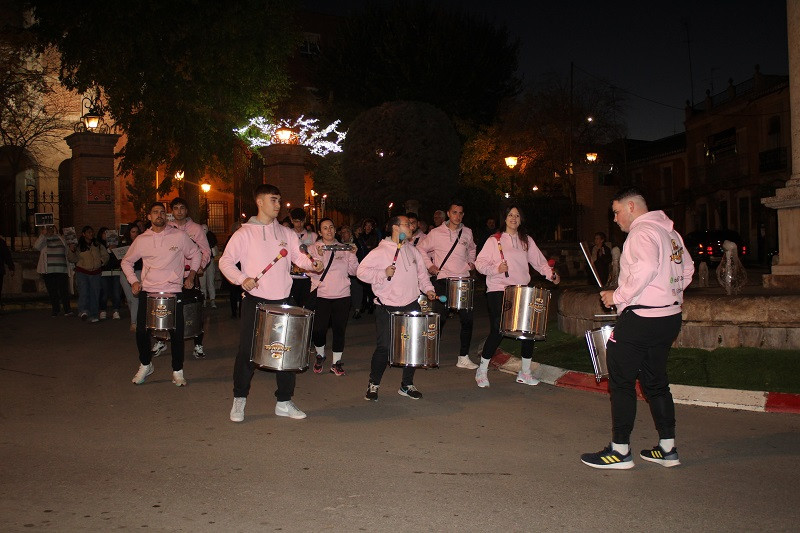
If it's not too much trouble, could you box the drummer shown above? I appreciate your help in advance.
[122,202,202,387]
[357,215,436,401]
[405,212,424,247]
[474,205,559,388]
[219,184,323,423]
[288,207,318,308]
[416,200,478,369]
[307,218,359,376]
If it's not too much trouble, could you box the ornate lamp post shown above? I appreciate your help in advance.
[504,156,518,197]
[201,182,211,224]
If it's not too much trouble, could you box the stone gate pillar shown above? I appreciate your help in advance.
[762,0,800,289]
[64,132,120,232]
[258,144,308,218]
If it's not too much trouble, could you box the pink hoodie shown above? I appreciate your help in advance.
[613,210,694,317]
[357,238,434,307]
[121,225,201,294]
[170,217,211,269]
[308,241,359,299]
[219,218,315,301]
[475,232,554,293]
[416,223,477,279]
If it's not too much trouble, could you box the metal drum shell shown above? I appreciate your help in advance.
[585,324,614,383]
[250,304,314,372]
[499,285,551,340]
[446,277,474,311]
[151,291,204,341]
[389,311,440,368]
[146,293,177,332]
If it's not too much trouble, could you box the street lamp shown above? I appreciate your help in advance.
[504,156,518,169]
[74,88,110,133]
[586,152,598,163]
[174,170,184,196]
[201,182,211,223]
[273,127,298,145]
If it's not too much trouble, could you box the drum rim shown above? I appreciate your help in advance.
[389,311,438,317]
[255,303,313,316]
[148,292,176,298]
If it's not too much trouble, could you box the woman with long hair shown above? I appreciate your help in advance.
[474,205,560,387]
[97,226,122,320]
[307,218,359,375]
[67,225,108,323]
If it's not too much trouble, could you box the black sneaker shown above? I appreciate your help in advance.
[330,362,345,376]
[580,444,634,470]
[313,355,324,374]
[640,445,680,467]
[365,382,379,401]
[398,384,423,400]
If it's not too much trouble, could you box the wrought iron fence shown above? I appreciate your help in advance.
[1,189,65,250]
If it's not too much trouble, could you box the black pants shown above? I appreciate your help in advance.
[136,291,185,371]
[43,273,71,314]
[434,278,473,357]
[480,291,533,360]
[233,294,295,402]
[290,277,312,308]
[312,296,351,352]
[369,301,418,386]
[607,311,682,444]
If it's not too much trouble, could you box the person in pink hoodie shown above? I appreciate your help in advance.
[581,186,694,471]
[357,215,436,401]
[416,200,479,370]
[307,218,359,376]
[219,184,322,423]
[149,196,212,360]
[474,205,559,388]
[122,202,202,387]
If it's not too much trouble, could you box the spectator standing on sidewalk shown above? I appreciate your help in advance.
[199,223,218,308]
[34,225,72,317]
[119,224,143,332]
[67,226,108,323]
[97,227,122,320]
[1,234,16,311]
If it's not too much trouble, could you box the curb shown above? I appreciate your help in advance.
[489,350,800,415]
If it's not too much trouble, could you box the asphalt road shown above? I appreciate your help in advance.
[1,299,797,532]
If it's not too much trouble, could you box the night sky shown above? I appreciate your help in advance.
[303,0,789,141]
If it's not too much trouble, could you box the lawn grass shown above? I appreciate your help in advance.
[499,319,800,394]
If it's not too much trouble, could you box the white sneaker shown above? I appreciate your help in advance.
[112,310,121,319]
[275,401,306,419]
[99,311,107,320]
[456,355,479,369]
[172,369,187,387]
[193,345,205,359]
[230,397,246,422]
[210,301,217,309]
[476,368,490,388]
[516,371,540,386]
[152,340,166,357]
[132,363,154,384]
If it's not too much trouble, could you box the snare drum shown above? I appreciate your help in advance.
[585,325,614,383]
[146,293,177,332]
[151,290,204,340]
[499,285,551,340]
[446,277,474,311]
[250,304,314,371]
[389,311,440,368]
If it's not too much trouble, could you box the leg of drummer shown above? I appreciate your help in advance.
[365,304,391,401]
[274,371,305,419]
[231,296,259,421]
[476,291,503,387]
[456,308,477,369]
[170,300,187,386]
[516,340,539,386]
[329,297,349,375]
[132,291,155,384]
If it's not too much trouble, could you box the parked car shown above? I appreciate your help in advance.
[683,229,748,264]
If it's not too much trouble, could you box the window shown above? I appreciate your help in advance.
[707,128,737,161]
[659,166,673,205]
[208,201,228,234]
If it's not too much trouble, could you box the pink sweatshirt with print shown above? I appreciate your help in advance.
[170,217,211,269]
[308,241,359,299]
[121,225,201,294]
[613,210,694,317]
[357,238,434,307]
[475,232,554,293]
[219,218,315,301]
[416,223,477,279]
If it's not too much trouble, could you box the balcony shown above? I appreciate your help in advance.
[691,153,749,186]
[759,147,788,173]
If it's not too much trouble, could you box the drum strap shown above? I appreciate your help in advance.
[318,251,336,283]
[438,229,462,271]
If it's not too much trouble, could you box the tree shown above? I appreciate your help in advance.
[342,100,460,220]
[26,0,298,180]
[317,0,520,128]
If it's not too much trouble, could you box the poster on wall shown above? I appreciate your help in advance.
[87,177,112,204]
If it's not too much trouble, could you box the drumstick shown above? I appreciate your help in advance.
[579,242,604,288]
[495,233,509,278]
[387,232,406,281]
[253,248,288,282]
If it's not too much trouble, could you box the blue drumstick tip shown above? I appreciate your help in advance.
[398,232,406,241]
[438,295,447,302]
